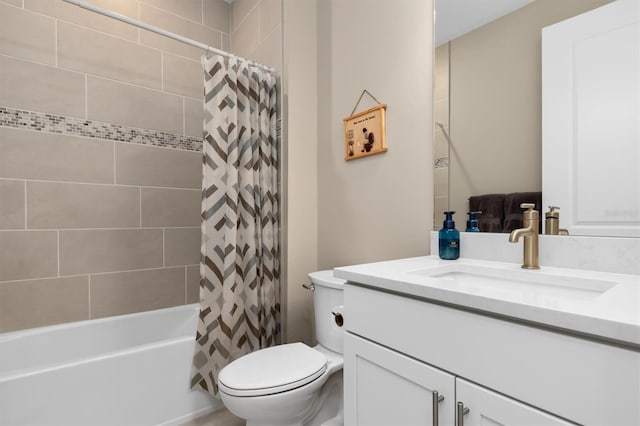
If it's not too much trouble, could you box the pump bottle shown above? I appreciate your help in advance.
[439,211,460,260]
[466,211,482,232]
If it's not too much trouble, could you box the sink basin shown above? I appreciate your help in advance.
[409,263,617,302]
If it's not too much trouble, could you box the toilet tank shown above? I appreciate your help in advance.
[308,270,345,354]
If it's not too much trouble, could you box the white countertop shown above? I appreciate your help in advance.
[334,256,640,346]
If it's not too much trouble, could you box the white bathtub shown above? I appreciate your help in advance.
[0,304,222,425]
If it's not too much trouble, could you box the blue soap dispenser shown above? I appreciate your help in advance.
[439,211,460,260]
[466,211,482,232]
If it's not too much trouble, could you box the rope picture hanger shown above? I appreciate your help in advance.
[343,89,387,161]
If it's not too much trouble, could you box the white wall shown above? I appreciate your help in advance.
[317,0,434,270]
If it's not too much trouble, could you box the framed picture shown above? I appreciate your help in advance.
[343,104,387,161]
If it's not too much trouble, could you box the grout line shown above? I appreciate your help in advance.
[0,265,199,284]
[184,266,188,303]
[0,177,200,191]
[0,226,198,232]
[84,74,88,119]
[113,142,116,184]
[163,228,166,267]
[57,230,60,277]
[54,19,58,67]
[160,51,164,92]
[139,186,142,227]
[183,97,186,137]
[88,274,92,319]
[23,179,27,229]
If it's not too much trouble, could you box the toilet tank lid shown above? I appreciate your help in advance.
[308,270,345,289]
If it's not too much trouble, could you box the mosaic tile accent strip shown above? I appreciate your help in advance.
[434,157,449,168]
[0,106,203,152]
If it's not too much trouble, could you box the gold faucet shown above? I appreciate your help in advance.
[508,203,540,269]
[544,206,569,235]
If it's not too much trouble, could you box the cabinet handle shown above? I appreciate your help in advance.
[456,402,469,426]
[431,391,444,426]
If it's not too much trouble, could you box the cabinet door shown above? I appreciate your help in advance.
[344,333,455,426]
[455,379,573,426]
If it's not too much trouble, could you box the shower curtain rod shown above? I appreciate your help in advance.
[61,0,275,72]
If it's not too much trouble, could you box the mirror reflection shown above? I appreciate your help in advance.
[433,0,614,234]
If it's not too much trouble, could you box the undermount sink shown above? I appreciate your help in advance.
[409,263,617,302]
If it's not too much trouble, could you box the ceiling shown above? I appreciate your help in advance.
[435,0,535,46]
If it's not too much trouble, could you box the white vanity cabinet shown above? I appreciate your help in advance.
[344,333,455,425]
[343,282,640,425]
[345,333,571,426]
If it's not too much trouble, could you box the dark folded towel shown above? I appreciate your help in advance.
[469,194,505,232]
[503,192,542,233]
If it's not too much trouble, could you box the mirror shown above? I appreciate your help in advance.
[433,0,618,235]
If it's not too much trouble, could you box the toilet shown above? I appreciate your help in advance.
[217,270,345,426]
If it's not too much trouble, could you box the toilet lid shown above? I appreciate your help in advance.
[218,342,327,397]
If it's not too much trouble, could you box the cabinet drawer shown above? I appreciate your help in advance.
[344,284,640,425]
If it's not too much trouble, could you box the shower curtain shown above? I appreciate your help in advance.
[191,55,280,396]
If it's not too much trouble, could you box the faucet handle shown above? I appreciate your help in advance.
[520,203,536,211]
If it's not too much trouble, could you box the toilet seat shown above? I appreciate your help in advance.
[218,342,328,397]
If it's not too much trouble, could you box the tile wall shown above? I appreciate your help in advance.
[434,42,450,228]
[0,0,232,333]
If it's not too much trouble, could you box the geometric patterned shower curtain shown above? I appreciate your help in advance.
[190,55,280,397]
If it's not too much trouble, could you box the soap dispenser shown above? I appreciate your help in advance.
[439,211,460,260]
[544,206,569,235]
[466,211,482,232]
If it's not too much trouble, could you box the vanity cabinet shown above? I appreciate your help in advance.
[345,333,571,425]
[344,333,455,425]
[343,283,640,425]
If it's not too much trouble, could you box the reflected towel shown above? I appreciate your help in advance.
[503,192,542,233]
[468,194,505,232]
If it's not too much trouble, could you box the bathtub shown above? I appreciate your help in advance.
[0,304,222,425]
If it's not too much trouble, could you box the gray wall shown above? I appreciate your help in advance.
[0,0,232,332]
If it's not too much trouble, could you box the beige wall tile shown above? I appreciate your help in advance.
[0,230,58,281]
[186,265,200,303]
[0,0,23,7]
[142,0,203,23]
[434,196,449,228]
[59,229,163,275]
[140,3,222,60]
[27,181,140,229]
[25,0,138,41]
[58,22,162,90]
[164,227,200,266]
[260,0,281,41]
[0,128,114,183]
[90,267,185,318]
[434,167,449,198]
[0,179,25,229]
[222,33,230,52]
[249,24,282,70]
[0,276,89,332]
[0,3,55,65]
[0,55,85,118]
[87,76,183,134]
[115,143,202,189]
[231,5,259,58]
[204,0,230,33]
[141,187,200,227]
[185,98,204,138]
[163,53,202,98]
[233,0,259,30]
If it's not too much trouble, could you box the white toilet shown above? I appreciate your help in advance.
[218,270,345,426]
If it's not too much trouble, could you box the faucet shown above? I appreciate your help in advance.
[508,203,540,269]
